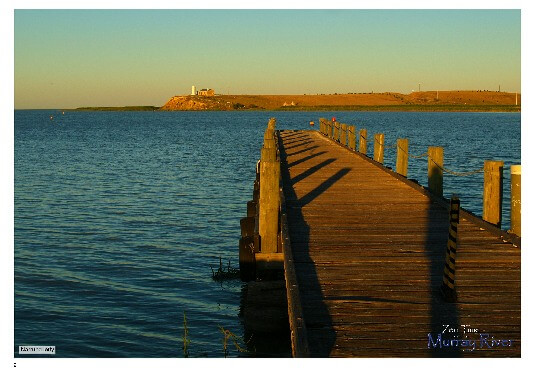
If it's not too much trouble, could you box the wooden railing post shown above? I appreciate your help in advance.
[259,119,280,254]
[333,121,340,142]
[319,118,326,135]
[263,118,276,148]
[396,138,409,177]
[348,125,356,150]
[340,123,347,146]
[359,129,367,155]
[483,160,504,228]
[328,120,333,139]
[373,133,385,164]
[510,165,521,236]
[427,146,444,197]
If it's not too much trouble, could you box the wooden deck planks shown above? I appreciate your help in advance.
[279,130,521,357]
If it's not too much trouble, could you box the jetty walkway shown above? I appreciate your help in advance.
[239,119,521,357]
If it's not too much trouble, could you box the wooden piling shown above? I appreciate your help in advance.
[427,146,443,197]
[340,123,347,146]
[483,160,504,228]
[348,125,356,150]
[333,121,340,142]
[259,130,281,254]
[359,129,367,155]
[510,165,521,236]
[319,118,326,135]
[239,236,256,281]
[254,252,285,271]
[242,280,289,333]
[327,120,333,139]
[247,200,256,217]
[240,217,255,238]
[373,133,385,164]
[253,179,260,202]
[264,125,276,150]
[396,138,409,177]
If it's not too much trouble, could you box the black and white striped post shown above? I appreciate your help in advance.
[441,195,460,303]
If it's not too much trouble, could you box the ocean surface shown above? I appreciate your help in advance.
[14,110,521,357]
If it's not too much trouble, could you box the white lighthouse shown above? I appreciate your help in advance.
[191,85,196,96]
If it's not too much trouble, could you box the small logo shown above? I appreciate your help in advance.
[19,346,55,355]
[427,325,513,352]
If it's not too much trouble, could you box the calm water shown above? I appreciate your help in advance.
[14,110,520,357]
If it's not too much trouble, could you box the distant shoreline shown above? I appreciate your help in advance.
[65,104,519,112]
[16,91,521,112]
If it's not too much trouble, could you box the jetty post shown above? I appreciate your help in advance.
[334,121,340,142]
[328,120,333,139]
[427,146,444,197]
[359,129,367,155]
[373,133,385,164]
[256,118,284,275]
[510,165,521,236]
[241,119,290,336]
[340,123,347,147]
[348,125,356,150]
[396,138,409,177]
[239,157,261,281]
[483,160,504,228]
[320,118,326,135]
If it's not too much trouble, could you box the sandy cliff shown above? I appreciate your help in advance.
[160,91,520,111]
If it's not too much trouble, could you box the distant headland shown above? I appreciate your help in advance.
[73,90,521,112]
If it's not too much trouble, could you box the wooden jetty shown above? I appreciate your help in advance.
[239,118,521,357]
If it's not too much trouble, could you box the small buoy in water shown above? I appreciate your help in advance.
[62,111,65,115]
[332,116,336,122]
[50,116,53,120]
[309,121,314,127]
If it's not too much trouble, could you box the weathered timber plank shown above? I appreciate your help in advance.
[277,130,520,358]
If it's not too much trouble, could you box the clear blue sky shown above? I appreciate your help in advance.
[14,9,521,109]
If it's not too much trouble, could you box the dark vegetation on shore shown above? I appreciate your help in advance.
[73,106,159,111]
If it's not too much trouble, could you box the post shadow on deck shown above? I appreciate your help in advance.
[278,131,348,357]
[284,134,312,144]
[425,165,460,357]
[284,140,313,151]
[286,145,319,158]
[291,158,336,185]
[288,151,327,169]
